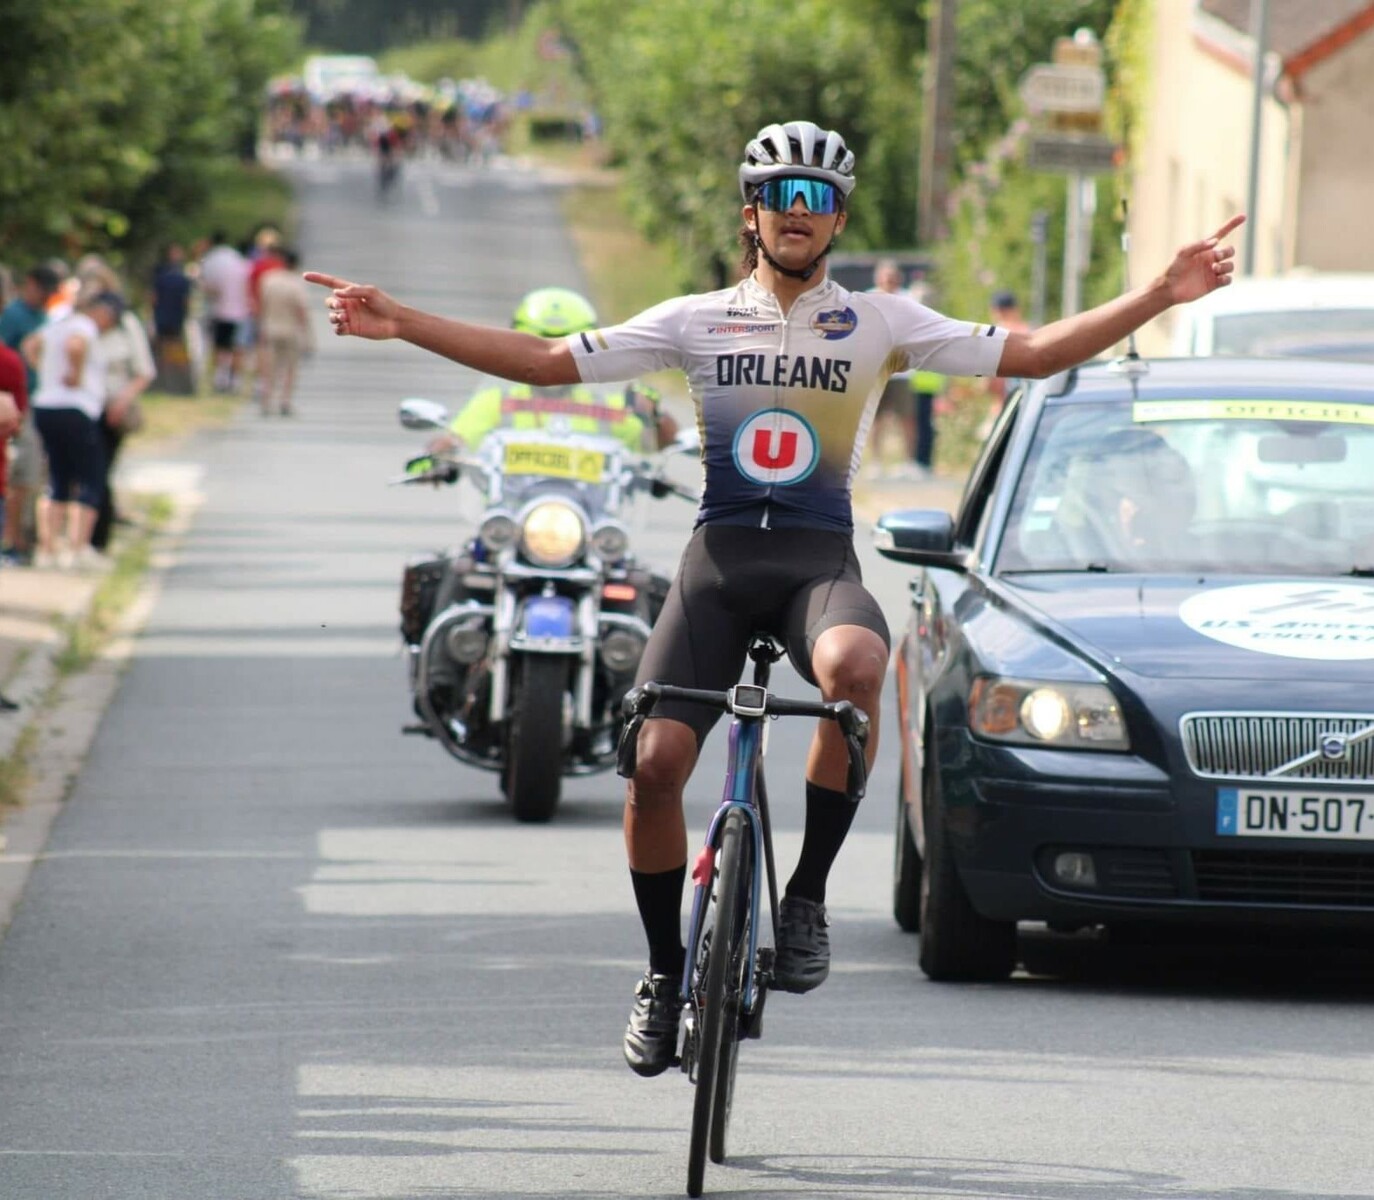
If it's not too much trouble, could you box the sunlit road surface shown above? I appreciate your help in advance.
[1,153,1373,1199]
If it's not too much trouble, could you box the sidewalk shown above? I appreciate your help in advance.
[0,565,103,764]
[0,453,205,778]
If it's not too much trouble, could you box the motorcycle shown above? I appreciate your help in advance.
[394,398,699,821]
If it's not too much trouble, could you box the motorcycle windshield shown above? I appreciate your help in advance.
[484,428,626,518]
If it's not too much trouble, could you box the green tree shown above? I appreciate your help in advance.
[559,0,924,288]
[0,0,298,272]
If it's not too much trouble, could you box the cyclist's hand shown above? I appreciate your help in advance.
[304,272,403,341]
[1164,215,1242,304]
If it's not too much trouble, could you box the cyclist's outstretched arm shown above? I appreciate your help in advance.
[997,213,1243,380]
[304,272,580,387]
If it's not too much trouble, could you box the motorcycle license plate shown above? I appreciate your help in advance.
[503,443,605,483]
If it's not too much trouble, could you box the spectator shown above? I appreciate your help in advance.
[198,231,251,393]
[256,248,313,416]
[246,228,287,400]
[0,343,23,706]
[26,290,121,570]
[92,290,156,552]
[908,367,946,478]
[0,265,59,563]
[0,342,29,540]
[151,243,195,394]
[866,259,918,477]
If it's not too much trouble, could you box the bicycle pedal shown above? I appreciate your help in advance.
[401,722,433,736]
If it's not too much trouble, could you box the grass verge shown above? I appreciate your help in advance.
[136,392,241,445]
[54,495,174,677]
[0,726,37,809]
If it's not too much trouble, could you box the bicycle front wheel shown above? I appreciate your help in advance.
[687,806,752,1197]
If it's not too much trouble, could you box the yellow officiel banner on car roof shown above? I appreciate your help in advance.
[1133,399,1374,426]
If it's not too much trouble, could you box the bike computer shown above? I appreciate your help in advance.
[727,684,768,718]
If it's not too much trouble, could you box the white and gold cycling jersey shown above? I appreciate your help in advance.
[568,274,1007,532]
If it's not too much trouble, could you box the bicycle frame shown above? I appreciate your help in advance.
[682,701,772,1017]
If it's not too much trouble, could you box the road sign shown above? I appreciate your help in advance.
[1017,63,1105,115]
[1027,133,1118,175]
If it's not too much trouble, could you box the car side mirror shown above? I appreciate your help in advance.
[873,509,968,570]
[398,397,450,430]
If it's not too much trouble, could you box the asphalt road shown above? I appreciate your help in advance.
[2,153,1374,1200]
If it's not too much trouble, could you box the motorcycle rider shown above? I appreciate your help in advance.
[401,287,666,688]
[426,288,659,457]
[307,118,1241,1077]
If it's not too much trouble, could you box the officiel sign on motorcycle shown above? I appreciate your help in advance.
[504,442,606,483]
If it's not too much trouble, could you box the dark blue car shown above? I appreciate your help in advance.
[876,357,1374,981]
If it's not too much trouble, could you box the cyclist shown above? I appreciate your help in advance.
[307,119,1241,1077]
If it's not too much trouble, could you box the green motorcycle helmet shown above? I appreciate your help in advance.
[511,287,599,338]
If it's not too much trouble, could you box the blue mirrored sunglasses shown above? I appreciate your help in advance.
[754,177,842,215]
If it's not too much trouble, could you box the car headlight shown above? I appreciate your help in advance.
[968,676,1129,751]
[520,501,585,567]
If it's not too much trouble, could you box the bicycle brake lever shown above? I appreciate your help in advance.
[845,735,868,802]
[616,715,644,779]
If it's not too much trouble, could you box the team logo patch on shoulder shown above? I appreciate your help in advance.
[811,306,858,340]
[731,409,820,486]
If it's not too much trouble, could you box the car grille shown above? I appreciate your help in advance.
[1181,713,1374,782]
[1193,850,1374,907]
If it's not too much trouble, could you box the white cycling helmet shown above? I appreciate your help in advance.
[738,120,857,201]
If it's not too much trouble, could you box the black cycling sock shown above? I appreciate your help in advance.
[784,780,857,905]
[630,864,687,976]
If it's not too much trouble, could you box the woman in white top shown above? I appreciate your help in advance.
[92,298,156,550]
[26,290,121,568]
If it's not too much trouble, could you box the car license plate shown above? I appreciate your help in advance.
[503,443,605,483]
[1216,787,1374,840]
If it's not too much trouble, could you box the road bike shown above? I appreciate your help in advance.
[617,635,870,1197]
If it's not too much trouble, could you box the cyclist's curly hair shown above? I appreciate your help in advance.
[738,223,760,276]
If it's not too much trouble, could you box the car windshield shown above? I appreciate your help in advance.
[997,398,1374,576]
[1213,309,1374,361]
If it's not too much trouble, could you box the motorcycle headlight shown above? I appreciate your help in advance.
[591,520,630,562]
[968,676,1129,751]
[444,619,489,665]
[479,510,518,552]
[520,501,585,567]
[599,628,646,673]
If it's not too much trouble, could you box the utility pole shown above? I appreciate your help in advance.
[1242,0,1271,274]
[918,0,957,246]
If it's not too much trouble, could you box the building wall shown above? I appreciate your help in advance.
[1290,29,1374,269]
[1128,1,1291,353]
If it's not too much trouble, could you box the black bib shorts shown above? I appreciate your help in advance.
[635,524,890,742]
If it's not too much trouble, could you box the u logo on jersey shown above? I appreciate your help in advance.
[731,409,819,486]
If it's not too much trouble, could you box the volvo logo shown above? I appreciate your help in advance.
[1319,733,1350,761]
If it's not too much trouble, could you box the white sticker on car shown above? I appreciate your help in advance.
[1180,581,1374,660]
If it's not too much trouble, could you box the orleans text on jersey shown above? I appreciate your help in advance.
[569,276,1006,532]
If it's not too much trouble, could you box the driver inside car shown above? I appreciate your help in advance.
[1056,427,1198,565]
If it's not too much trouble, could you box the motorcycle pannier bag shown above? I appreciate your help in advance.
[400,555,448,645]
